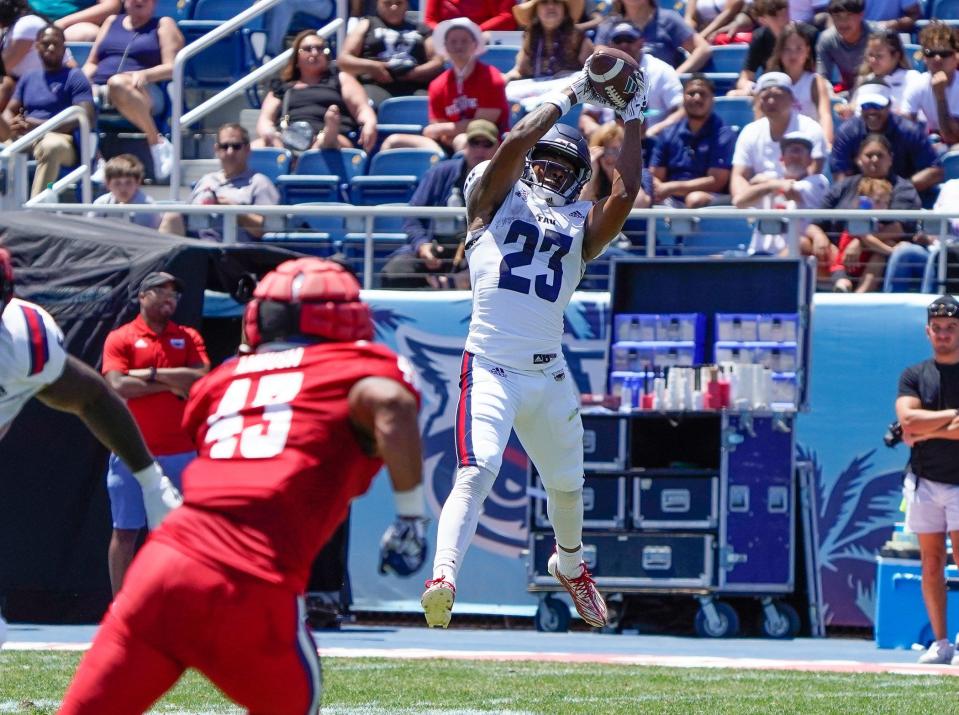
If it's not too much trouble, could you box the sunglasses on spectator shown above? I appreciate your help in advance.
[923,47,955,59]
[148,287,182,300]
[929,302,959,319]
[612,35,638,44]
[468,138,495,148]
[216,142,248,151]
[859,102,886,111]
[299,44,327,54]
[603,148,622,159]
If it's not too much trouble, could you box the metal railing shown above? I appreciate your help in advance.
[21,203,959,291]
[169,0,346,199]
[0,106,92,210]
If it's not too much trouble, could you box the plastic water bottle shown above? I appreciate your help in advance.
[449,186,466,233]
[772,190,789,211]
[858,195,873,210]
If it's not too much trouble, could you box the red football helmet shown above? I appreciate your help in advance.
[0,247,13,313]
[243,258,373,348]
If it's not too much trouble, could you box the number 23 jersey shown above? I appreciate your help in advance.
[154,340,419,592]
[464,182,592,371]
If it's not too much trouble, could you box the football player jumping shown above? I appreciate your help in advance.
[421,63,647,629]
[59,258,427,714]
[0,248,181,647]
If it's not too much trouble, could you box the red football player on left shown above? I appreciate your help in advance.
[0,247,181,649]
[59,257,428,715]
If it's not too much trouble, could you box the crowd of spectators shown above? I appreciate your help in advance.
[3,0,959,292]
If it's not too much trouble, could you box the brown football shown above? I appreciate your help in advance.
[586,47,641,111]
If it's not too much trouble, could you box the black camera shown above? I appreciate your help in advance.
[884,421,904,448]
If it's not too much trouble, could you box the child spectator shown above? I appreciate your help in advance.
[766,22,834,144]
[729,0,790,96]
[816,0,874,94]
[829,177,895,292]
[88,154,161,229]
[838,29,920,118]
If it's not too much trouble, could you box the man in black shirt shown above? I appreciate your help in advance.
[896,294,959,665]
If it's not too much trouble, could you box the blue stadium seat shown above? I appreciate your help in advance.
[249,148,293,182]
[671,215,752,256]
[904,44,926,72]
[349,149,443,204]
[263,203,351,256]
[179,0,265,93]
[156,0,192,20]
[705,45,748,74]
[278,148,367,203]
[377,96,429,143]
[483,46,519,73]
[712,96,755,131]
[943,150,959,181]
[66,42,93,66]
[929,0,959,18]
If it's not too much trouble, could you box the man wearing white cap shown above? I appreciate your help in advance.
[831,82,942,197]
[733,131,829,256]
[730,71,827,203]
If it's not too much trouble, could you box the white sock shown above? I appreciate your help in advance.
[432,465,497,584]
[547,487,584,576]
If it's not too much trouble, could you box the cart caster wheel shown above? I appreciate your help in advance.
[759,600,800,639]
[535,595,570,633]
[694,600,739,638]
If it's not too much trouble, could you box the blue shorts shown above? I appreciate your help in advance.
[106,451,193,530]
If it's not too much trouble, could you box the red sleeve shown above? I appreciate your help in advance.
[479,0,518,30]
[182,368,219,444]
[428,73,446,122]
[183,326,211,367]
[478,64,510,131]
[101,329,129,375]
[424,0,442,27]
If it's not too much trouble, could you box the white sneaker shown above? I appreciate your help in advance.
[918,638,954,664]
[90,157,105,184]
[149,136,173,180]
[421,577,455,628]
[547,552,608,628]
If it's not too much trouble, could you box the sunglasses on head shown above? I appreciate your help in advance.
[929,302,959,319]
[468,138,494,148]
[216,141,248,151]
[923,47,955,59]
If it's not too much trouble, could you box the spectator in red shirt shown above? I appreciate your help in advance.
[383,17,508,154]
[101,272,210,595]
[425,0,517,31]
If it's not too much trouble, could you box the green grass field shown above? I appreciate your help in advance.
[3,652,959,714]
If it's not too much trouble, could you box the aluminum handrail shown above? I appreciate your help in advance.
[0,106,91,207]
[170,3,346,199]
[170,0,284,198]
[26,202,958,288]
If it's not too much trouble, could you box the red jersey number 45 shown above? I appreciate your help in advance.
[205,372,304,459]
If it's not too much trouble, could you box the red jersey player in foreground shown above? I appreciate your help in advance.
[59,258,427,715]
[0,248,181,648]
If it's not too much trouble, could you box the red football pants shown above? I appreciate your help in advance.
[59,540,321,715]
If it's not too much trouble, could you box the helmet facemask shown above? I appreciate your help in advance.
[521,148,591,206]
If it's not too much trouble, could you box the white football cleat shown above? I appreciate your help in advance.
[548,553,608,628]
[918,638,954,664]
[421,577,455,629]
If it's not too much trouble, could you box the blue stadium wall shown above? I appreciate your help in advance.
[324,291,930,630]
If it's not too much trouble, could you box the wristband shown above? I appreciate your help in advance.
[133,461,163,489]
[541,90,572,117]
[393,483,425,518]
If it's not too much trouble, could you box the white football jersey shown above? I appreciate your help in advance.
[464,180,591,371]
[0,298,67,434]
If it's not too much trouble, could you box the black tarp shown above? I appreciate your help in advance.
[0,212,298,622]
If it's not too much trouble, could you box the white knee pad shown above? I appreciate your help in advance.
[432,465,498,582]
[546,486,584,551]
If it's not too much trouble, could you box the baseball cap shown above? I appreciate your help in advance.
[466,119,499,145]
[780,130,814,150]
[610,22,641,43]
[139,271,184,294]
[928,294,959,321]
[856,83,891,110]
[756,72,794,95]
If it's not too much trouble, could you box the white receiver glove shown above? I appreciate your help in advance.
[543,69,595,116]
[133,462,183,529]
[618,68,648,123]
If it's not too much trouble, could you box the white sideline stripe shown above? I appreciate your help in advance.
[5,643,959,677]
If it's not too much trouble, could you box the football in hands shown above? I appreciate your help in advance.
[585,48,641,112]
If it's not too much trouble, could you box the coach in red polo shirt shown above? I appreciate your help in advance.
[101,272,210,595]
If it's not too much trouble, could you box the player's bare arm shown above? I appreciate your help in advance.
[37,355,154,472]
[349,376,423,493]
[583,114,644,261]
[466,102,564,230]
